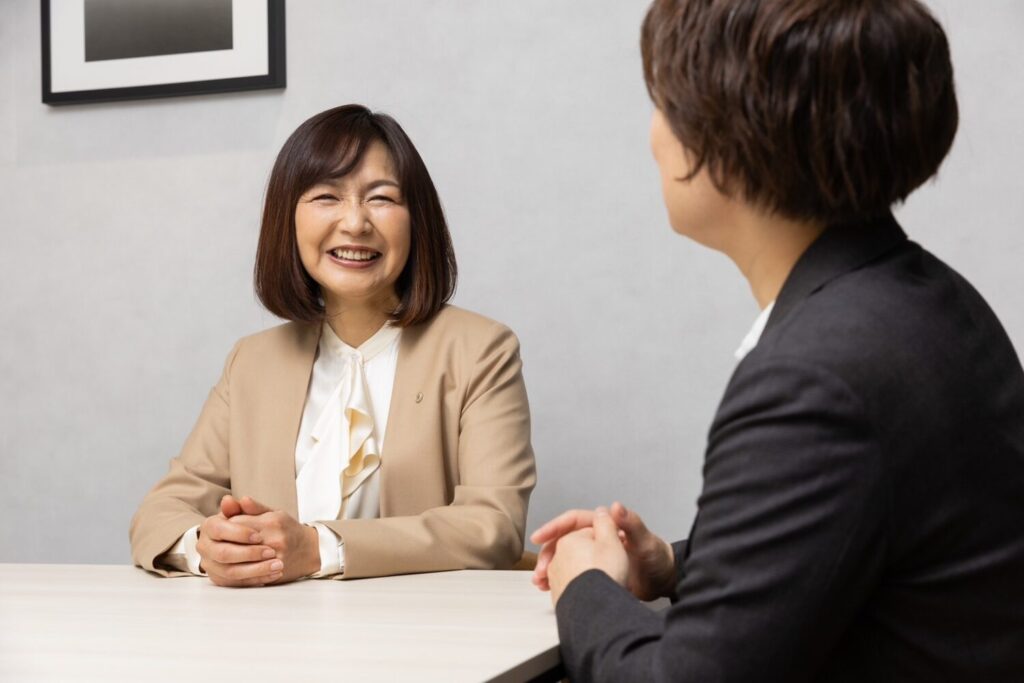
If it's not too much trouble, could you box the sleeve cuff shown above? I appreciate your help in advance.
[555,568,664,680]
[309,523,345,578]
[182,525,205,576]
[669,538,688,601]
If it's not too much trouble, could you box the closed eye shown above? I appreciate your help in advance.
[312,194,337,202]
[368,195,397,204]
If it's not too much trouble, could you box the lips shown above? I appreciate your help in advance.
[328,247,381,262]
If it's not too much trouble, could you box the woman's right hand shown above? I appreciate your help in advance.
[195,497,284,587]
[531,502,677,601]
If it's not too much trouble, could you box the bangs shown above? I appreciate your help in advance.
[298,118,386,193]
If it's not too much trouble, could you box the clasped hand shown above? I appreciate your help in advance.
[196,495,319,587]
[531,502,677,606]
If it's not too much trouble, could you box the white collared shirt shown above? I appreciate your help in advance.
[734,301,775,362]
[163,322,401,578]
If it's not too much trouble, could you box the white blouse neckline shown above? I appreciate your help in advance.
[320,320,401,364]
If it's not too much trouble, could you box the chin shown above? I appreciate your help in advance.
[668,216,696,238]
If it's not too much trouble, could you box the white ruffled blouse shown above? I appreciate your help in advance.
[296,321,401,576]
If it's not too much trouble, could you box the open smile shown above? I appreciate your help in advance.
[326,247,383,269]
[329,247,381,261]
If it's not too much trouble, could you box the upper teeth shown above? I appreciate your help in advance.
[333,249,377,261]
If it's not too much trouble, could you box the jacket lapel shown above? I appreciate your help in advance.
[377,317,443,516]
[258,322,319,518]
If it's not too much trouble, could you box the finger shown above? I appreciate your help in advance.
[205,558,284,582]
[533,540,558,577]
[227,514,278,535]
[530,509,595,545]
[531,558,551,591]
[611,501,650,540]
[205,516,262,544]
[231,572,284,588]
[239,496,273,516]
[593,510,620,545]
[570,527,596,540]
[206,540,277,565]
[554,527,594,552]
[611,501,630,526]
[220,495,243,518]
[530,510,586,544]
[211,571,284,588]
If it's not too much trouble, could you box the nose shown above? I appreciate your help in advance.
[336,199,372,236]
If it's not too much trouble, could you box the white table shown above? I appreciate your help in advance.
[0,564,563,682]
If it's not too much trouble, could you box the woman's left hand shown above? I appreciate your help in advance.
[223,495,321,584]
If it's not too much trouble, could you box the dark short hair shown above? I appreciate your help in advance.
[641,0,959,223]
[255,104,457,326]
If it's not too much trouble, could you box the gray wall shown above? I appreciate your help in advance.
[1,0,1022,564]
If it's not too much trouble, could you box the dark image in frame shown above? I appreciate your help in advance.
[41,0,285,106]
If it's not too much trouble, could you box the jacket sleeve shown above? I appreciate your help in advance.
[321,324,537,579]
[128,343,241,576]
[555,359,888,682]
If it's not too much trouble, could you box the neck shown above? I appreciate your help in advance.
[717,206,826,309]
[323,297,394,348]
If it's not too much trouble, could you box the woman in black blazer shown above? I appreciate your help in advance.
[533,0,1024,680]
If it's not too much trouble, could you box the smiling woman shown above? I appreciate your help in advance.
[129,105,536,586]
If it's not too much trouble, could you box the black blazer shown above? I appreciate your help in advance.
[556,215,1024,682]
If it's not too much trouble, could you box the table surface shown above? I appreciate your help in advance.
[0,564,562,683]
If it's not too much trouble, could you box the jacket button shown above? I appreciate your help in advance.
[415,392,423,403]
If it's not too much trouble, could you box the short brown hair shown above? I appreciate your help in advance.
[255,104,457,326]
[641,0,959,223]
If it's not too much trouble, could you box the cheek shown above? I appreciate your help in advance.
[661,174,693,234]
[396,225,412,263]
[380,212,412,267]
[294,209,324,270]
[664,173,730,242]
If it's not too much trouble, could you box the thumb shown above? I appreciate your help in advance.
[611,501,649,540]
[239,495,273,515]
[220,495,242,518]
[593,510,620,544]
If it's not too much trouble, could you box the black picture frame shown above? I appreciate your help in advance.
[41,0,286,106]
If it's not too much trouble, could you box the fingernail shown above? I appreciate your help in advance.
[270,560,284,571]
[262,548,275,559]
[250,533,261,543]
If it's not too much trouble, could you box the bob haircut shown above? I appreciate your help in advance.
[641,0,959,223]
[255,104,457,327]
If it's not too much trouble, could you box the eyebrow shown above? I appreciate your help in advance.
[313,178,401,192]
[364,179,401,191]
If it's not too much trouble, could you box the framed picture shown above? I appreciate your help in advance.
[41,0,285,106]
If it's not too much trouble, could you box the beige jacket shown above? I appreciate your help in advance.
[129,305,536,579]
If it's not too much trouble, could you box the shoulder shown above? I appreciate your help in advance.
[409,304,520,354]
[225,320,318,373]
[748,241,965,388]
[733,239,1016,437]
[234,320,317,353]
[421,304,515,336]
